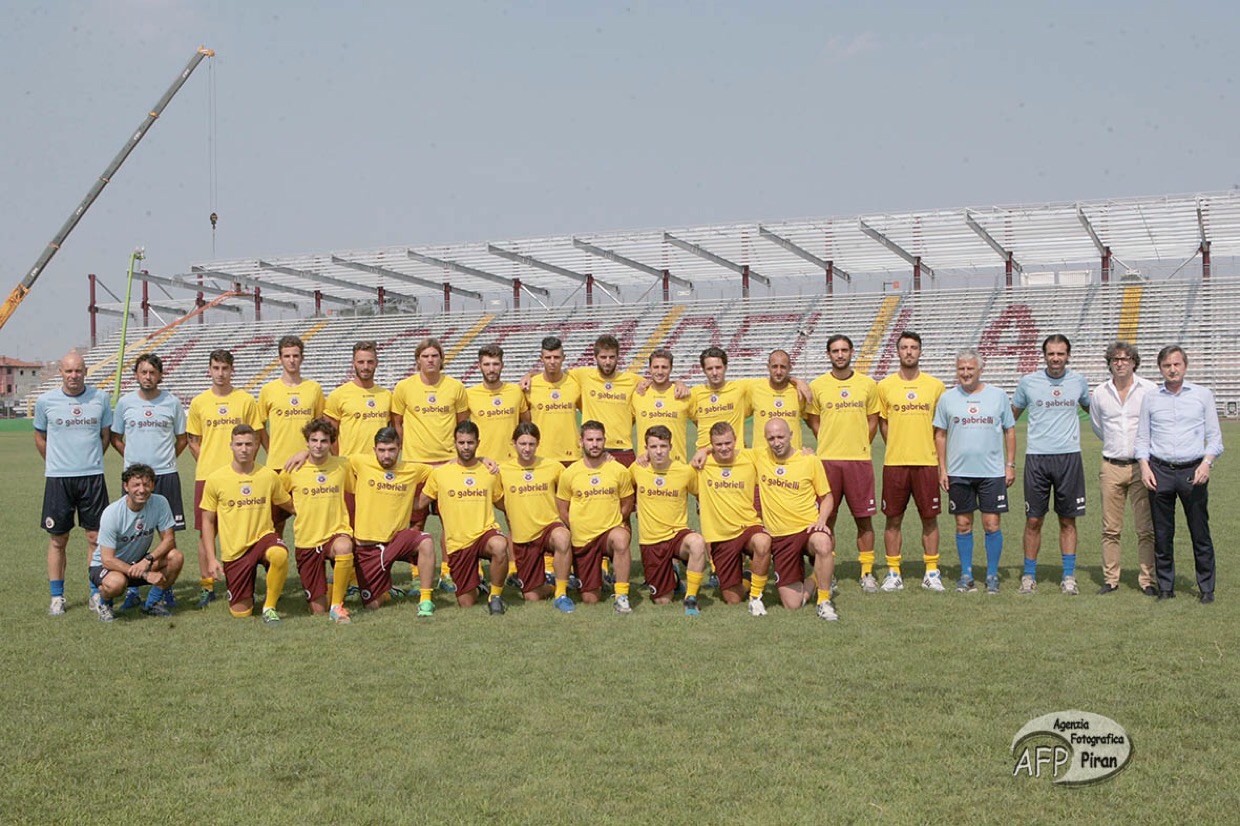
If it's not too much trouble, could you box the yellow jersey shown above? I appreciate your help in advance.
[689,381,750,450]
[392,373,469,463]
[282,456,352,548]
[466,382,528,463]
[697,448,761,543]
[632,385,691,463]
[187,389,263,480]
[200,464,291,561]
[498,457,564,544]
[258,378,325,468]
[424,461,503,553]
[809,371,880,460]
[747,378,806,450]
[556,458,635,547]
[527,373,581,461]
[876,371,945,466]
[324,382,393,458]
[630,461,697,544]
[753,449,831,536]
[570,367,639,451]
[348,454,431,544]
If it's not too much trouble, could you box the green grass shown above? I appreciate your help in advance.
[2,423,1239,824]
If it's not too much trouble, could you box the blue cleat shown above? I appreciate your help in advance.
[553,594,575,613]
[119,588,142,612]
[683,595,700,616]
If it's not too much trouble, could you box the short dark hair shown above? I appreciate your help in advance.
[1105,341,1140,370]
[133,353,163,373]
[709,421,736,439]
[512,421,541,442]
[278,335,304,355]
[1042,333,1071,355]
[581,419,606,437]
[478,344,504,361]
[231,423,256,438]
[353,340,378,356]
[897,330,922,347]
[541,336,563,352]
[302,416,338,442]
[208,349,234,366]
[649,348,674,367]
[699,346,728,367]
[455,419,480,438]
[594,334,620,354]
[374,426,400,445]
[644,425,673,444]
[826,334,853,350]
[1157,345,1188,367]
[121,463,156,485]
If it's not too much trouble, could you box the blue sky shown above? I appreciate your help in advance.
[2,0,1237,359]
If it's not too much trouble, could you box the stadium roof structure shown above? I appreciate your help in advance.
[179,190,1240,311]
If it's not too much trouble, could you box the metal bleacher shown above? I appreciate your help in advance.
[63,277,1238,416]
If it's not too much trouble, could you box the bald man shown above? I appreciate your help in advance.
[34,351,113,616]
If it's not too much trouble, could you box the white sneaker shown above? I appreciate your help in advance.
[1060,575,1079,596]
[921,570,946,592]
[881,571,904,592]
[815,599,839,621]
[747,595,767,617]
[859,573,879,593]
[48,595,66,617]
[613,594,633,615]
[88,592,113,622]
[1018,574,1037,595]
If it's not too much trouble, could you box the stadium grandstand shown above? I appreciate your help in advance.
[48,190,1240,413]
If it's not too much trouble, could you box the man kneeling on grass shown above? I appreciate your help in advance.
[199,424,295,624]
[89,463,183,621]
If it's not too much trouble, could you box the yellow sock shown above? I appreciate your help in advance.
[816,587,832,604]
[924,553,939,572]
[749,573,768,600]
[614,580,630,597]
[411,565,419,579]
[601,557,611,577]
[488,583,503,599]
[331,554,353,607]
[555,578,568,599]
[200,576,214,590]
[479,561,487,581]
[685,569,704,598]
[885,555,902,576]
[859,550,875,577]
[262,545,289,611]
[508,559,518,576]
[419,587,433,602]
[544,553,555,576]
[440,561,451,579]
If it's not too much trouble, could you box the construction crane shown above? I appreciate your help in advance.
[0,45,215,332]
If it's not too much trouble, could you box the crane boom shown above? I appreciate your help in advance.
[0,45,215,332]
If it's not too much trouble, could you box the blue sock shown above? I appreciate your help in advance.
[1062,553,1076,578]
[955,532,973,578]
[984,530,1003,577]
[144,586,165,608]
[50,579,65,597]
[88,579,99,596]
[1023,556,1037,577]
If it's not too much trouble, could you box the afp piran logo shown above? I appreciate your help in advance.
[1011,710,1132,785]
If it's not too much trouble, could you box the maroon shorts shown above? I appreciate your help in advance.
[881,465,941,518]
[446,529,502,596]
[640,528,695,598]
[710,524,769,590]
[295,532,352,602]
[770,530,828,586]
[354,528,430,603]
[609,449,636,468]
[222,532,285,609]
[193,480,206,530]
[573,526,627,593]
[822,459,877,517]
[512,522,565,593]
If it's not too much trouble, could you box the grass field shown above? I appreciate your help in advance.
[2,421,1238,824]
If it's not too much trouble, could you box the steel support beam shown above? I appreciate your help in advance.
[757,226,851,282]
[1198,203,1211,282]
[191,267,355,306]
[857,219,935,280]
[406,249,549,298]
[486,244,620,296]
[140,270,299,310]
[664,232,770,286]
[572,238,694,290]
[1076,205,1112,283]
[331,255,481,300]
[964,212,1023,282]
[259,260,418,303]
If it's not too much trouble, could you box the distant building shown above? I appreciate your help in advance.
[1,356,46,416]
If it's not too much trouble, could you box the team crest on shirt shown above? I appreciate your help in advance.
[384,471,394,481]
[654,399,664,409]
[218,406,228,415]
[290,396,300,406]
[968,405,979,415]
[710,394,719,403]
[654,475,665,486]
[604,382,613,391]
[550,390,561,400]
[72,407,81,416]
[906,391,917,400]
[316,473,327,484]
[1052,388,1061,397]
[721,468,731,478]
[240,485,252,495]
[775,466,786,476]
[492,396,502,406]
[774,398,784,408]
[464,476,475,486]
[134,519,145,532]
[839,389,850,399]
[144,408,153,417]
[523,471,533,482]
[590,475,600,486]
[366,398,376,408]
[428,394,437,403]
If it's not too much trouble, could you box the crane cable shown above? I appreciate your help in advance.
[207,55,219,256]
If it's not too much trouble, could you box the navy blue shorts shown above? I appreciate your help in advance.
[947,476,1009,515]
[1023,453,1086,518]
[154,472,187,531]
[42,475,109,534]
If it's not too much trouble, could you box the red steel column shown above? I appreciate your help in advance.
[586,274,594,306]
[825,261,834,297]
[88,273,97,347]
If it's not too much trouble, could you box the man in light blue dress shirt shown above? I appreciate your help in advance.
[1135,346,1223,603]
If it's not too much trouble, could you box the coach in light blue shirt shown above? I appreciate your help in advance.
[112,353,188,532]
[1135,345,1223,603]
[1011,334,1091,596]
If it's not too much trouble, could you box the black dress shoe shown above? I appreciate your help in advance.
[1158,590,1176,600]
[1141,586,1158,597]
[1199,591,1215,604]
[1097,583,1119,595]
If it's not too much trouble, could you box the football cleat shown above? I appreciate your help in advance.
[48,596,67,617]
[438,575,456,594]
[921,570,946,592]
[1018,574,1037,595]
[552,594,575,613]
[329,605,352,624]
[488,595,505,615]
[613,594,633,615]
[195,588,216,608]
[985,575,1001,594]
[119,588,142,612]
[683,595,700,616]
[880,571,904,592]
[859,573,879,594]
[417,599,435,618]
[1060,576,1079,596]
[261,607,281,624]
[141,602,173,618]
[815,600,839,621]
[955,576,978,593]
[747,595,767,617]
[88,592,114,622]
